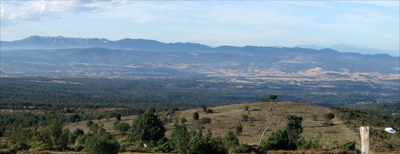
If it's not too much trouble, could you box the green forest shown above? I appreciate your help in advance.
[1,76,398,111]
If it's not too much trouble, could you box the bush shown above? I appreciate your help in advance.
[322,120,332,127]
[187,129,218,154]
[241,115,249,122]
[235,123,243,135]
[324,113,335,121]
[222,130,239,148]
[152,141,172,153]
[202,106,207,112]
[10,141,30,153]
[193,112,199,120]
[169,125,190,153]
[113,121,130,134]
[311,114,318,121]
[338,141,356,150]
[206,109,213,114]
[382,142,392,149]
[296,137,322,150]
[260,129,289,150]
[171,107,179,113]
[76,134,89,144]
[244,105,249,111]
[198,117,212,124]
[261,114,304,151]
[236,143,252,153]
[85,135,120,154]
[73,128,85,136]
[180,117,187,124]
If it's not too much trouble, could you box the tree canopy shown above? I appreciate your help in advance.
[127,108,166,143]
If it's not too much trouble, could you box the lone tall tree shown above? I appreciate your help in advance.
[127,108,166,143]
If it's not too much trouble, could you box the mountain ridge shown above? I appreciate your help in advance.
[1,35,397,57]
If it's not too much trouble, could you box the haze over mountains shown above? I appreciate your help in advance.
[1,35,399,105]
[1,36,399,83]
[2,35,398,56]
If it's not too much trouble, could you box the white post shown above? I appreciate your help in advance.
[360,126,369,154]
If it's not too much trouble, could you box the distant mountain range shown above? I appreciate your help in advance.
[0,35,211,52]
[2,36,398,57]
[1,36,399,82]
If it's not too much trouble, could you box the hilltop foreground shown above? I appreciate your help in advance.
[63,101,360,153]
[3,101,399,153]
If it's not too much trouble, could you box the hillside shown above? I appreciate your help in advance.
[3,101,399,153]
[63,101,361,152]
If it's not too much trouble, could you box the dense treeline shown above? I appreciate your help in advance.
[1,77,398,111]
[2,111,121,154]
[0,109,143,139]
[0,77,261,110]
[346,103,400,118]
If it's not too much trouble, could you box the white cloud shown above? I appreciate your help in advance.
[0,0,99,25]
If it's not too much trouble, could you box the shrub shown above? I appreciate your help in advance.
[88,123,99,133]
[261,114,304,151]
[169,125,190,153]
[322,120,332,127]
[86,120,94,127]
[202,106,207,112]
[324,113,335,121]
[171,107,179,113]
[235,123,243,135]
[187,129,218,154]
[296,137,322,150]
[382,142,392,149]
[76,134,89,144]
[206,109,213,114]
[338,141,356,150]
[73,128,84,136]
[113,121,130,134]
[260,129,289,150]
[229,143,253,153]
[244,105,249,111]
[10,141,30,153]
[85,135,120,154]
[152,141,172,153]
[115,113,121,121]
[222,130,239,148]
[180,117,187,124]
[311,114,318,121]
[193,112,199,120]
[241,115,249,122]
[198,117,212,124]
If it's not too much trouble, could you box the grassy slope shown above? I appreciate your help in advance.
[64,101,360,150]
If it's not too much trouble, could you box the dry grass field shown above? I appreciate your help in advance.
[63,101,361,151]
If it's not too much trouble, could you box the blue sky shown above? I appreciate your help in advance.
[1,1,399,55]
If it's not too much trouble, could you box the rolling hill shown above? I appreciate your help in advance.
[59,101,399,153]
